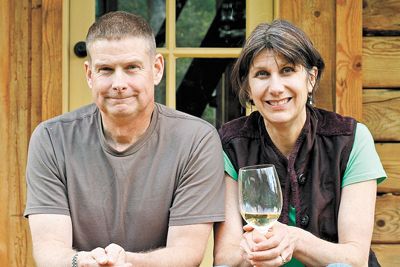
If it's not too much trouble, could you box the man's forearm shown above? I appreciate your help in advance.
[33,243,76,267]
[214,244,252,267]
[126,246,205,267]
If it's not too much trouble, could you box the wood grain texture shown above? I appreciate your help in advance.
[278,0,335,111]
[41,0,62,120]
[363,0,400,32]
[8,1,32,266]
[363,37,400,88]
[0,0,61,266]
[372,244,400,266]
[336,0,362,120]
[0,0,11,264]
[376,143,400,193]
[373,194,400,243]
[362,89,400,141]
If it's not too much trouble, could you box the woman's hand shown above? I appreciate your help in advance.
[240,222,297,267]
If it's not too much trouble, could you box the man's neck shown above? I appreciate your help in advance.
[101,107,154,152]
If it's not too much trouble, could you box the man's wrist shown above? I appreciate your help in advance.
[72,252,78,267]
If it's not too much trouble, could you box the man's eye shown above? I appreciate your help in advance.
[99,67,112,73]
[127,65,140,70]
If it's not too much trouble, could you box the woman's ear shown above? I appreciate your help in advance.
[308,66,318,93]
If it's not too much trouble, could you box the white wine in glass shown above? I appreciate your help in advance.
[238,164,283,234]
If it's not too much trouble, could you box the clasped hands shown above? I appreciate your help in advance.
[240,222,296,267]
[77,243,132,267]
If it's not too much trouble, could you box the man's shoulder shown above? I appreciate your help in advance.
[155,103,215,133]
[41,104,98,128]
[32,104,98,141]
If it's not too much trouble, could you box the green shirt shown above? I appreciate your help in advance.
[223,123,387,266]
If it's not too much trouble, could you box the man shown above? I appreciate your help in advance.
[24,11,225,267]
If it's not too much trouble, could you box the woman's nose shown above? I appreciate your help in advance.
[268,74,284,95]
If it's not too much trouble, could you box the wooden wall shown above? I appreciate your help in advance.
[0,0,398,266]
[363,0,400,266]
[279,0,400,265]
[0,0,62,266]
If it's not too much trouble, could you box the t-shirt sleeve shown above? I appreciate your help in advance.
[168,128,225,226]
[342,123,387,187]
[24,123,70,217]
[224,151,238,181]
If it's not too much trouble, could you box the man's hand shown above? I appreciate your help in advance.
[77,244,132,267]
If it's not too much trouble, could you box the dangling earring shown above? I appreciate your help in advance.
[307,93,314,105]
[249,99,254,113]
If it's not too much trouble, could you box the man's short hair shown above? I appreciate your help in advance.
[85,11,156,59]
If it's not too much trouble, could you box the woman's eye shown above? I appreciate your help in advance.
[255,70,268,77]
[282,67,294,74]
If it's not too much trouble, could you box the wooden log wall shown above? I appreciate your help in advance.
[363,1,400,266]
[0,0,62,266]
[279,0,400,265]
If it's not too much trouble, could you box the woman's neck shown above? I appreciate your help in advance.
[263,113,307,158]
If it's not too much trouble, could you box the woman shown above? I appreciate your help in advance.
[214,20,386,267]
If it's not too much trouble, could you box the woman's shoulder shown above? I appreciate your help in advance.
[313,107,357,136]
[218,111,261,142]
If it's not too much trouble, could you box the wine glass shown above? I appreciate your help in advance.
[238,164,283,234]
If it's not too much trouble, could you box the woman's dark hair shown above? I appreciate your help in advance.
[231,19,325,107]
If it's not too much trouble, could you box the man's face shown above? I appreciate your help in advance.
[84,37,164,120]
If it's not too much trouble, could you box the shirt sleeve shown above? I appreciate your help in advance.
[342,123,387,187]
[223,151,238,180]
[169,129,225,225]
[24,123,70,217]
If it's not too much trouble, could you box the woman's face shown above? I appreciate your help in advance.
[248,49,317,130]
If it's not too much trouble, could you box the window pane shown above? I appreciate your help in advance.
[176,58,244,128]
[96,0,166,47]
[176,0,246,47]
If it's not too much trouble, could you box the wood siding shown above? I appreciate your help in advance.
[0,0,399,266]
[0,0,62,266]
[363,37,400,88]
[278,0,336,112]
[363,0,400,265]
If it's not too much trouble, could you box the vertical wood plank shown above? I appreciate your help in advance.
[8,0,33,266]
[31,0,43,129]
[41,0,62,120]
[278,0,335,111]
[336,0,362,120]
[0,0,11,263]
[1,0,61,266]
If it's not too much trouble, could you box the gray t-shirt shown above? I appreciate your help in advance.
[24,103,225,252]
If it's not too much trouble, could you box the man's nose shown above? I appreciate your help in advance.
[112,69,128,91]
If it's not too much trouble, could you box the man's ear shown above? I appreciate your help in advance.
[84,61,93,88]
[153,53,164,86]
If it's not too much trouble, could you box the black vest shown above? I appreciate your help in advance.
[219,105,379,266]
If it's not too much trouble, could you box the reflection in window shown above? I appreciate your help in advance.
[96,0,166,47]
[176,58,243,128]
[177,0,245,47]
